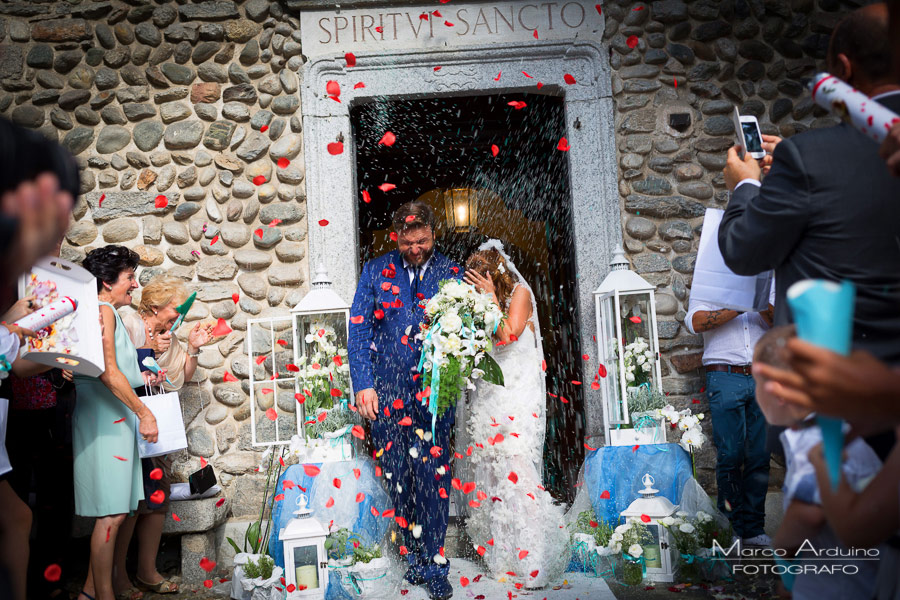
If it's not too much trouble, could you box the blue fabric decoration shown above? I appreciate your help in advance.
[786,279,855,490]
[584,443,694,526]
[268,459,393,599]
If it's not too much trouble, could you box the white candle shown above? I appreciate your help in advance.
[296,565,318,590]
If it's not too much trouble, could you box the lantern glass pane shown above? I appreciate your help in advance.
[643,525,662,569]
[293,311,351,439]
[247,316,294,446]
[600,295,624,423]
[618,292,659,404]
[292,545,320,590]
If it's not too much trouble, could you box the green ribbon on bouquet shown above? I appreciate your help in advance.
[417,323,442,439]
[623,552,647,576]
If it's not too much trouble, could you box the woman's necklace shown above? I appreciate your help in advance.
[144,318,156,341]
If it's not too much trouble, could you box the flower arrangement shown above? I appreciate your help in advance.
[656,405,707,452]
[326,527,392,598]
[418,279,505,420]
[622,337,655,387]
[569,508,614,549]
[607,518,654,586]
[659,511,703,582]
[294,322,351,419]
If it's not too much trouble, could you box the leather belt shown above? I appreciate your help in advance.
[705,364,752,376]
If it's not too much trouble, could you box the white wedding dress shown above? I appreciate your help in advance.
[455,247,569,589]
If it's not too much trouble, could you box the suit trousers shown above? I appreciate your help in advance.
[706,371,770,538]
[371,402,451,581]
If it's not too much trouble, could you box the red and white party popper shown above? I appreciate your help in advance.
[810,72,900,143]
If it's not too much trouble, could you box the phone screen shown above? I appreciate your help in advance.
[742,122,763,153]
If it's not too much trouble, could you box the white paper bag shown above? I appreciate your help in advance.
[136,388,187,458]
[691,208,773,312]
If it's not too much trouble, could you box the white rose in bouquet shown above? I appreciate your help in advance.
[661,516,676,526]
[439,312,463,333]
[627,544,644,558]
[679,523,696,534]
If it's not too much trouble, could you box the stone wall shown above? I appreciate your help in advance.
[604,0,858,488]
[0,0,308,517]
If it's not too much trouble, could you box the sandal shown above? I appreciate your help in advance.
[135,576,179,594]
[114,586,144,600]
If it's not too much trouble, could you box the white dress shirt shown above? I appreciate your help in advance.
[685,283,775,366]
[402,255,432,285]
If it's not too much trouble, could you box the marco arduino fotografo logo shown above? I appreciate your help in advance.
[711,538,881,575]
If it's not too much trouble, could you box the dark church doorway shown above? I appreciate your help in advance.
[350,93,584,503]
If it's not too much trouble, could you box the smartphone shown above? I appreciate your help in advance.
[732,108,766,159]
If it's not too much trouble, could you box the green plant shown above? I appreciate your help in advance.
[242,555,274,580]
[226,446,285,555]
[628,387,668,415]
[569,509,614,548]
[325,527,382,565]
[694,512,732,549]
[305,404,356,439]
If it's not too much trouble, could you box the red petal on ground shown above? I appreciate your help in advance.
[460,577,469,587]
[354,82,365,89]
[200,557,217,573]
[155,195,168,208]
[203,580,213,589]
[518,550,529,559]
[231,293,239,303]
[318,219,330,226]
[345,53,356,67]
[172,513,181,522]
[564,74,576,85]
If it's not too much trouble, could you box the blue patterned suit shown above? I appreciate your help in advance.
[348,249,462,581]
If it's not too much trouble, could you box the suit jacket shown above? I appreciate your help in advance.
[348,249,463,417]
[719,92,900,364]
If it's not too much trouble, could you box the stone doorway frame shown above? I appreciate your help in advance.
[299,38,620,438]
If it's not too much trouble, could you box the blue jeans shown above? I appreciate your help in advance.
[706,371,770,538]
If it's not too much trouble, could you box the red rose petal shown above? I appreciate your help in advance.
[274,493,285,501]
[598,364,607,378]
[200,557,217,573]
[350,315,364,324]
[355,492,365,503]
[149,490,165,504]
[518,550,529,559]
[600,490,611,499]
[114,455,128,461]
[327,142,344,155]
[351,425,365,439]
[399,416,412,426]
[564,73,576,85]
[259,125,268,132]
[211,318,232,337]
[460,577,469,587]
[629,316,642,324]
[557,137,571,151]
[326,497,335,508]
[155,195,168,208]
[303,464,320,477]
[265,408,278,421]
[216,497,225,507]
[231,293,239,304]
[318,219,329,226]
[223,371,238,382]
[641,514,651,523]
[210,234,219,245]
[252,175,266,186]
[277,157,290,169]
[345,52,356,67]
[378,131,396,146]
[508,471,518,484]
[172,513,181,521]
[149,468,163,481]
[362,190,371,203]
[325,80,340,96]
[626,35,639,49]
[491,144,499,157]
[43,564,62,582]
[98,193,105,207]
[378,182,396,192]
[203,580,213,589]
[354,82,365,89]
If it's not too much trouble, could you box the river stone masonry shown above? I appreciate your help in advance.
[2,0,860,504]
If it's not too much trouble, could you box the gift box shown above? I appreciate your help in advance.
[17,257,105,377]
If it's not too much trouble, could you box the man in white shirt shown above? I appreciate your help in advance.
[685,291,774,547]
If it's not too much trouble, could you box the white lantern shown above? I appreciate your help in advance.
[290,263,354,445]
[281,495,330,599]
[247,262,354,449]
[593,245,664,447]
[619,473,677,583]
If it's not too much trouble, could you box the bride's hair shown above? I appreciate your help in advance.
[466,248,518,309]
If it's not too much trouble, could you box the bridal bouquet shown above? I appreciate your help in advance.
[418,279,505,424]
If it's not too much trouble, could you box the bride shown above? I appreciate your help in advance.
[456,240,568,589]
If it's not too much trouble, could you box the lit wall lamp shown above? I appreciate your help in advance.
[440,188,479,233]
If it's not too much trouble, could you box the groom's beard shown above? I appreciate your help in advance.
[401,246,434,267]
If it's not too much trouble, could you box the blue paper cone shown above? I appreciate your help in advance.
[786,280,855,491]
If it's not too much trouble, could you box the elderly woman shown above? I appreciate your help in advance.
[76,246,158,600]
[112,276,214,595]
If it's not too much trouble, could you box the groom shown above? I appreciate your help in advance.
[348,201,462,600]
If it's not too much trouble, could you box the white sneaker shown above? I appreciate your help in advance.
[742,533,772,547]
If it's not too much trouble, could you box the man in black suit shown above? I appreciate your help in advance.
[719,3,900,369]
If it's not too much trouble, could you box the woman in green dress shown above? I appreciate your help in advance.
[75,246,159,600]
